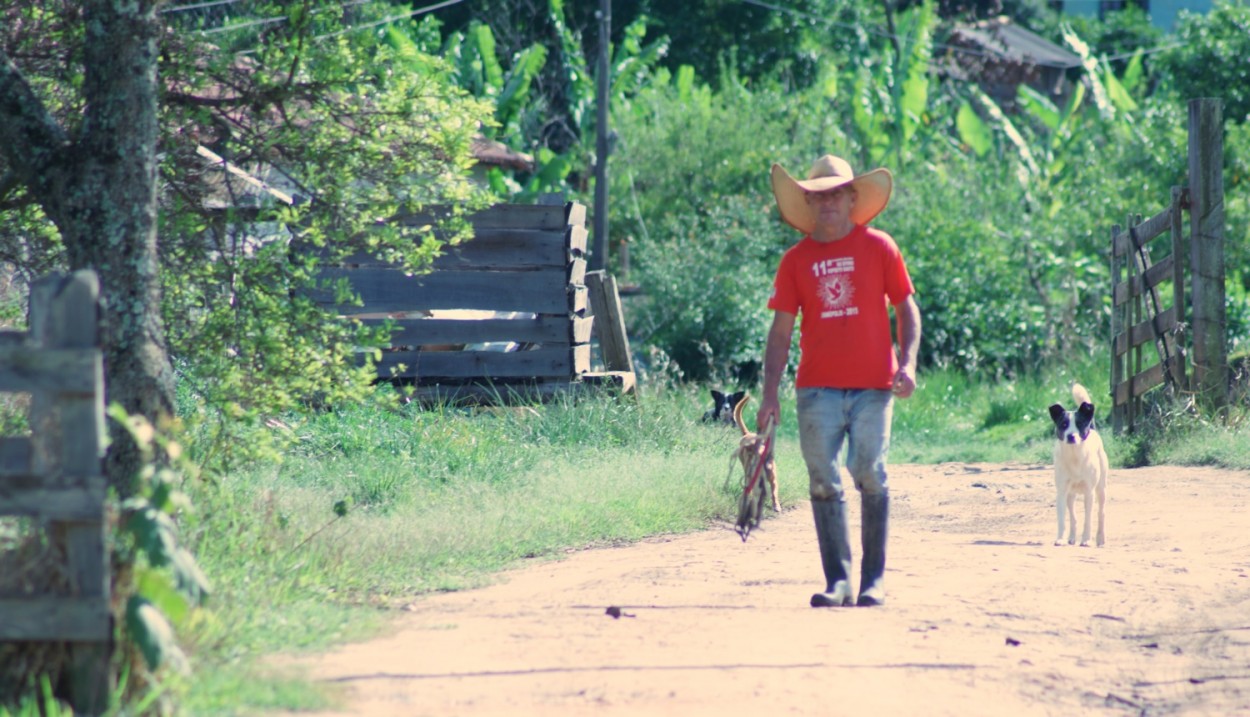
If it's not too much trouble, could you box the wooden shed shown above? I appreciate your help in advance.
[310,201,634,403]
[943,16,1083,108]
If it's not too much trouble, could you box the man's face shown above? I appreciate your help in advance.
[805,185,855,223]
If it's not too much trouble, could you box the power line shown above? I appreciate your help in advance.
[311,0,467,41]
[179,0,467,50]
[162,0,247,13]
[199,15,287,35]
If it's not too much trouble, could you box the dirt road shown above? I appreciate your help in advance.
[288,463,1250,716]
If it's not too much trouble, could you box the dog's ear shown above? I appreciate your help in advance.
[1048,403,1066,424]
[711,389,726,404]
[1076,402,1095,433]
[730,390,747,408]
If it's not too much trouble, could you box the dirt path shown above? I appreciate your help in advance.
[286,463,1250,716]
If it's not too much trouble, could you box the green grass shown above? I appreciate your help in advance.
[153,362,1250,714]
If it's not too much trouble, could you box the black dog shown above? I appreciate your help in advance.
[702,389,747,425]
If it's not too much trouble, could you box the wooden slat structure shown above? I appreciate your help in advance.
[0,271,110,713]
[1109,99,1227,433]
[312,202,634,402]
[1109,190,1188,433]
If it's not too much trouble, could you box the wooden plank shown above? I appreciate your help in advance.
[0,476,106,519]
[1112,255,1174,306]
[376,344,590,380]
[567,258,587,287]
[1169,186,1188,391]
[0,598,112,640]
[571,315,594,344]
[1110,222,1124,434]
[363,315,580,347]
[1111,205,1173,257]
[314,267,575,315]
[1114,306,1179,356]
[1188,98,1227,408]
[19,270,109,717]
[565,201,586,229]
[319,228,576,269]
[0,436,32,477]
[585,271,635,374]
[391,203,579,232]
[566,224,588,255]
[0,347,102,394]
[1113,362,1167,405]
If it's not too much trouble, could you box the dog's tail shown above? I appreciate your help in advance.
[732,392,751,436]
[1072,383,1093,406]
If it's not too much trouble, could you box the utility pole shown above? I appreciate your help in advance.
[592,0,610,272]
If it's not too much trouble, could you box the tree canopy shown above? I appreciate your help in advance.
[1,1,497,471]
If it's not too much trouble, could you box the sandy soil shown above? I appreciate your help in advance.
[283,462,1250,717]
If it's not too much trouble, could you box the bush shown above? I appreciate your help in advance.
[1153,0,1250,124]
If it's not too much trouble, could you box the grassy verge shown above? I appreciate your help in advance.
[172,361,1249,714]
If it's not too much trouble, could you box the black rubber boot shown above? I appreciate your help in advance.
[857,492,889,606]
[810,498,853,607]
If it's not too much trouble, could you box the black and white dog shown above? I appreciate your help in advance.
[1048,383,1108,547]
[702,389,747,425]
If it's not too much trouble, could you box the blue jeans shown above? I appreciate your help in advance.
[795,388,893,501]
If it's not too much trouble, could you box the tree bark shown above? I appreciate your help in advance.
[0,1,175,497]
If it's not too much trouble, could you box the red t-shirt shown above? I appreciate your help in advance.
[768,225,915,389]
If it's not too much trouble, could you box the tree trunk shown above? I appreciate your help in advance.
[0,0,174,497]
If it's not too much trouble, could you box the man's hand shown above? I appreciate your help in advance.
[891,368,916,398]
[755,397,781,434]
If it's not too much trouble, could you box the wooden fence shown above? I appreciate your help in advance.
[0,271,110,713]
[1110,190,1188,432]
[312,201,634,403]
[1110,98,1226,432]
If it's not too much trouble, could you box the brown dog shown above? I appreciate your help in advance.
[733,393,781,512]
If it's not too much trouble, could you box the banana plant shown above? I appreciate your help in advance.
[517,4,668,201]
[393,21,547,144]
[956,80,1086,217]
[850,0,937,169]
[1061,24,1140,122]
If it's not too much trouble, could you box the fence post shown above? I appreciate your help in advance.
[1187,98,1227,413]
[28,271,110,715]
[1110,222,1124,434]
[1170,185,1188,392]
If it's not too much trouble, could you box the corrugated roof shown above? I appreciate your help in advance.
[952,17,1082,69]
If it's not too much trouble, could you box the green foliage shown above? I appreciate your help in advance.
[2,1,499,472]
[627,195,782,384]
[110,406,210,678]
[1153,0,1250,124]
[1038,5,1162,67]
[176,383,749,710]
[607,12,1250,381]
[152,3,496,467]
[179,365,1250,711]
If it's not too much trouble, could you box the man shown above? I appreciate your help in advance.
[756,154,921,608]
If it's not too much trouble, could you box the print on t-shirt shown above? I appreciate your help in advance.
[811,256,858,319]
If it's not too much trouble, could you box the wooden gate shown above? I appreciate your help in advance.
[1110,99,1226,433]
[1110,190,1188,433]
[0,271,110,713]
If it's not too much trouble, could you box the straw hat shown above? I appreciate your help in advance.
[770,155,893,234]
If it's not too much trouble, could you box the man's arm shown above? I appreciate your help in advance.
[891,295,921,398]
[757,310,796,431]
